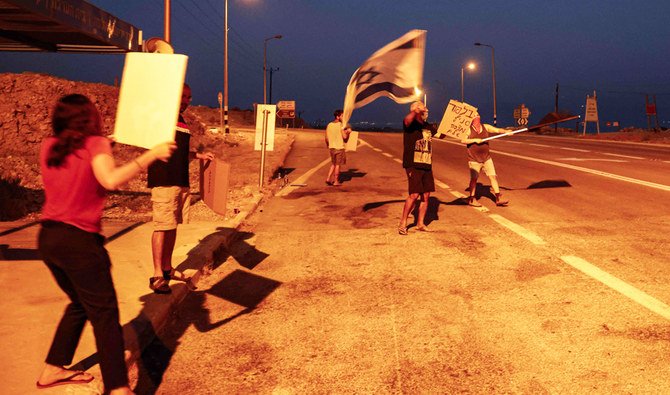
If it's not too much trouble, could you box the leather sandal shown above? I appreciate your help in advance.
[149,277,171,294]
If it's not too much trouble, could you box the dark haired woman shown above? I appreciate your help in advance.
[35,94,175,394]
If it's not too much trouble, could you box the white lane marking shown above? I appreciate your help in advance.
[461,143,670,192]
[488,214,546,245]
[275,158,330,197]
[558,157,627,163]
[358,138,372,148]
[602,152,646,160]
[665,161,670,164]
[528,143,552,147]
[502,141,524,145]
[434,179,450,189]
[382,152,394,158]
[561,255,670,321]
[393,158,402,164]
[559,147,591,152]
[372,147,383,152]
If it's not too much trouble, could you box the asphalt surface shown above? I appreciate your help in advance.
[147,131,670,393]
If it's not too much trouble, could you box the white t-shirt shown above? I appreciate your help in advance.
[326,121,345,149]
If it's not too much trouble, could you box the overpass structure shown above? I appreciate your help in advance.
[0,0,141,53]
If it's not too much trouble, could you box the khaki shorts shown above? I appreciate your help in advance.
[151,186,191,231]
[468,158,497,176]
[329,148,346,165]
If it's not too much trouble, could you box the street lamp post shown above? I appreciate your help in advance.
[460,62,476,102]
[223,0,229,133]
[474,42,497,125]
[263,35,282,104]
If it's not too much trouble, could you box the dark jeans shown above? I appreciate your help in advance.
[38,221,128,390]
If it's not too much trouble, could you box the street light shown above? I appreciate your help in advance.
[263,34,282,104]
[460,62,476,102]
[223,0,229,133]
[474,42,497,125]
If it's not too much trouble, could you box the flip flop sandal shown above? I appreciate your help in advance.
[398,226,408,235]
[36,371,93,389]
[149,276,171,294]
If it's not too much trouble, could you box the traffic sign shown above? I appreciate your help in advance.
[277,100,295,111]
[277,109,295,118]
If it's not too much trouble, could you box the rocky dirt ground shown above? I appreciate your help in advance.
[0,72,293,222]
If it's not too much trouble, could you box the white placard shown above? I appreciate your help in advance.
[437,100,478,141]
[585,96,598,122]
[113,52,188,149]
[254,104,276,151]
[345,131,359,151]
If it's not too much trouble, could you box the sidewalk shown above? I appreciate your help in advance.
[0,188,265,394]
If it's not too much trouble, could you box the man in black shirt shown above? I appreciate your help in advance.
[147,84,214,293]
[398,101,445,235]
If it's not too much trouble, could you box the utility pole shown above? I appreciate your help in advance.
[164,0,170,42]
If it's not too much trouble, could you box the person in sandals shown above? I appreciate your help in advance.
[147,83,214,294]
[324,109,351,186]
[398,101,445,235]
[461,114,509,207]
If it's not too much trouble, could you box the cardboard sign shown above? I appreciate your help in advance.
[113,52,188,149]
[199,159,230,216]
[254,104,276,151]
[345,131,359,151]
[437,100,478,141]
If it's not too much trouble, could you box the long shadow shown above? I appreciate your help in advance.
[363,196,464,228]
[0,221,148,261]
[69,228,274,393]
[339,168,367,183]
[134,269,282,394]
[0,179,43,220]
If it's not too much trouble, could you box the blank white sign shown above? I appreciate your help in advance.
[113,52,188,149]
[254,104,276,151]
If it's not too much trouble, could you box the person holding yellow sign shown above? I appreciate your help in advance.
[461,114,509,207]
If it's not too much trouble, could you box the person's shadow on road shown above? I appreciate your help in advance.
[133,269,281,394]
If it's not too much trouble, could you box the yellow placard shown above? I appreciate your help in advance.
[113,52,188,149]
[437,100,478,140]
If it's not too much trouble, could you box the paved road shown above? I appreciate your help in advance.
[151,131,670,393]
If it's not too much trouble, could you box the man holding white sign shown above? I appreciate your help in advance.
[147,84,215,294]
[461,114,509,207]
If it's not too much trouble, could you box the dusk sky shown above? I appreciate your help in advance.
[2,0,669,130]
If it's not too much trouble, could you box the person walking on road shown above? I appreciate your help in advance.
[398,101,445,235]
[461,114,509,207]
[37,94,176,393]
[147,83,214,294]
[324,109,351,186]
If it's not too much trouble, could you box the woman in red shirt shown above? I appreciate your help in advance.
[36,94,175,394]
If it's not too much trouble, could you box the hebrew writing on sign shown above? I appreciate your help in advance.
[113,53,188,149]
[437,100,478,141]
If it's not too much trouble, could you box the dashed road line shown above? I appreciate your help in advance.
[561,255,670,320]
[488,214,546,245]
[559,147,591,152]
[393,158,402,164]
[602,152,646,160]
[382,152,394,158]
[528,143,552,147]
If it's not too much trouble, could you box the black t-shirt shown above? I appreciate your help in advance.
[147,116,191,188]
[402,118,437,170]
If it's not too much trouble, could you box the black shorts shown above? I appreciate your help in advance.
[405,167,435,194]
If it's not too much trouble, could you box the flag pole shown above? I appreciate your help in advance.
[481,115,580,142]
